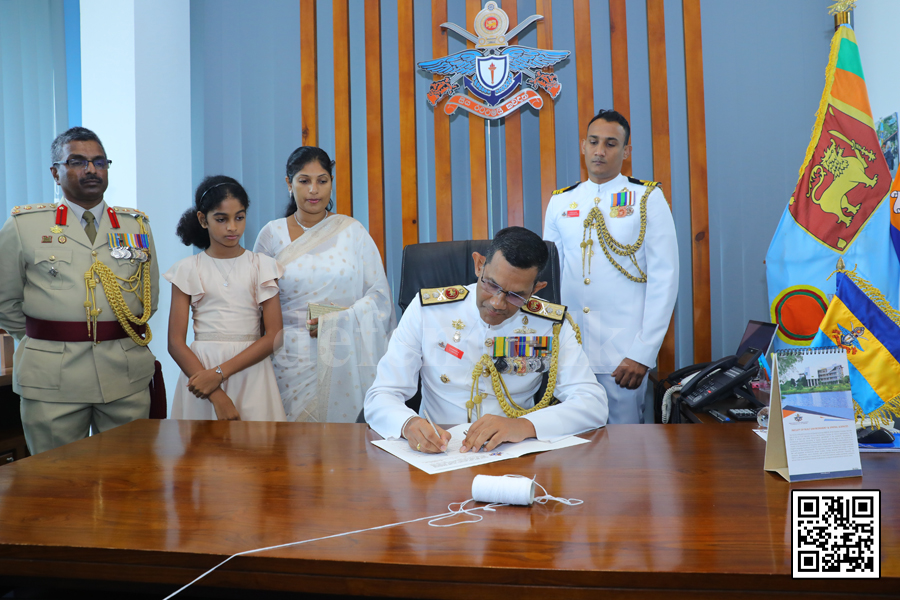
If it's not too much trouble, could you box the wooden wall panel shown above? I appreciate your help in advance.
[297,0,714,370]
[647,0,674,378]
[503,0,524,228]
[300,0,318,147]
[333,0,352,216]
[609,0,630,176]
[398,0,419,245]
[432,0,453,241]
[683,0,712,363]
[365,0,386,257]
[467,0,488,239]
[535,0,557,225]
[572,0,594,182]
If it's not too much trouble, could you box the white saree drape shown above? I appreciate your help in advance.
[254,215,396,422]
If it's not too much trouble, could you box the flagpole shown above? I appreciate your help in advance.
[834,11,850,29]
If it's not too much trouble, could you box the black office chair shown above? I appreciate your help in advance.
[357,239,561,423]
[397,239,561,313]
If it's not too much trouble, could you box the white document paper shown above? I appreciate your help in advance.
[371,424,591,475]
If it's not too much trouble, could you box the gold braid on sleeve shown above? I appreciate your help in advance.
[83,216,153,346]
[564,312,582,345]
[582,182,656,283]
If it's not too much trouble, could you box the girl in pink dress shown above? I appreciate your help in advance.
[164,176,287,421]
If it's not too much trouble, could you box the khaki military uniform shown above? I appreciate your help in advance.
[0,200,159,454]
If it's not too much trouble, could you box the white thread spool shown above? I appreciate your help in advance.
[471,474,535,505]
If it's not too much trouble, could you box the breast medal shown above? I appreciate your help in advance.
[610,188,635,218]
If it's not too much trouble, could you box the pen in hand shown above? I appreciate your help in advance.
[422,408,446,453]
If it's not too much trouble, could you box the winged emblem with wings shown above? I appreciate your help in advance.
[832,321,868,354]
[417,1,570,119]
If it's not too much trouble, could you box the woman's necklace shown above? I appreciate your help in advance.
[294,211,328,231]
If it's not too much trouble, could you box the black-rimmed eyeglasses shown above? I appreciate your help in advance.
[480,275,530,308]
[53,158,112,171]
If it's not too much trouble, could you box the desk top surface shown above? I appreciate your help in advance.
[0,420,896,597]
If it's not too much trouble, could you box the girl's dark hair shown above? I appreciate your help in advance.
[176,175,250,249]
[284,146,335,217]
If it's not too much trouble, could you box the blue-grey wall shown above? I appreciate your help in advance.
[701,2,833,357]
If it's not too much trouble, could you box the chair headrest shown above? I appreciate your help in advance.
[398,239,561,313]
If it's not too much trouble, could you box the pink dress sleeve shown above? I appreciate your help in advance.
[162,255,205,307]
[251,252,285,305]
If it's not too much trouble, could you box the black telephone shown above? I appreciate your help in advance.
[679,347,762,410]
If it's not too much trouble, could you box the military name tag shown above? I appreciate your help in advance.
[444,344,464,359]
[565,210,580,217]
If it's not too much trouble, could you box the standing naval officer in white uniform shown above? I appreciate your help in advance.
[544,109,678,424]
[364,227,607,454]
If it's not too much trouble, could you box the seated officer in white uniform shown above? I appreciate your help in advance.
[365,227,608,454]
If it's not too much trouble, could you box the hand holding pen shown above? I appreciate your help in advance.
[404,409,451,453]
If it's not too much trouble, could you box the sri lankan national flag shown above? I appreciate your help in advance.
[766,25,898,349]
[811,270,900,425]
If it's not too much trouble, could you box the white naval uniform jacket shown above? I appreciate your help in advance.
[544,174,678,374]
[364,283,608,440]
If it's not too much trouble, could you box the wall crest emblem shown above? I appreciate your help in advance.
[418,1,569,120]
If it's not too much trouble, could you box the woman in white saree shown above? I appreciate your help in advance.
[253,147,395,422]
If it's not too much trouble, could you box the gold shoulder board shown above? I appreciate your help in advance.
[10,204,57,216]
[627,176,659,188]
[552,182,580,196]
[520,296,566,322]
[421,285,468,306]
[113,206,149,219]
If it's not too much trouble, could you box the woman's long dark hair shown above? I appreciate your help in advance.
[284,146,335,217]
[176,175,250,249]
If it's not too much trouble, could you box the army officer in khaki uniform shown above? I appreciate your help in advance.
[0,127,159,454]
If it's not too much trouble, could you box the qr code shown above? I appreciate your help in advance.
[792,490,880,578]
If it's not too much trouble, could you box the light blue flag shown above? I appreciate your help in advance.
[766,25,899,350]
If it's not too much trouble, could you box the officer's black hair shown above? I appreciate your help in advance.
[484,227,549,280]
[176,175,250,249]
[284,146,335,217]
[50,127,106,163]
[587,109,631,145]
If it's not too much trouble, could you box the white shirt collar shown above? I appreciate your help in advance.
[592,173,627,193]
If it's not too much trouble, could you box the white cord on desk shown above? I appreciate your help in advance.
[162,476,582,599]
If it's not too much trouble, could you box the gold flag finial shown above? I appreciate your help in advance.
[828,0,857,15]
[828,0,855,28]
[836,257,846,271]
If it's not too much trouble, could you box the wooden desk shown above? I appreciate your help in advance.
[0,420,896,598]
